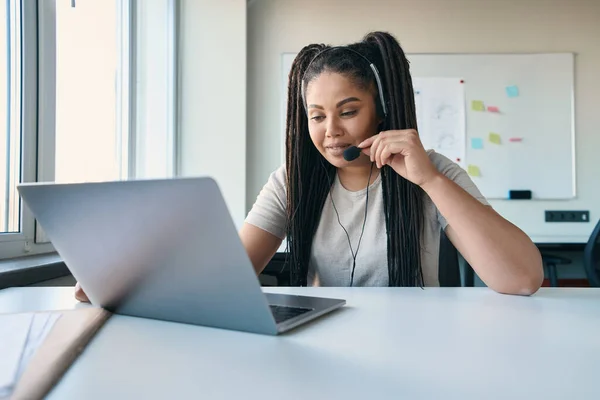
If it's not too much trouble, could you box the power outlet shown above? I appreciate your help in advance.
[545,210,590,223]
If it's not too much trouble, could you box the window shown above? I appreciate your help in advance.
[1,0,23,234]
[0,0,178,259]
[53,0,126,183]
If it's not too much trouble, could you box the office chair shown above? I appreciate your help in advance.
[540,253,571,287]
[583,218,600,287]
[261,252,290,286]
[438,228,463,287]
[260,229,466,287]
[540,218,600,287]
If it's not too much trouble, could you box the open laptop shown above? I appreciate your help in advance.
[17,177,345,335]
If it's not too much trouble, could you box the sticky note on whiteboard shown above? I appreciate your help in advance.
[487,106,500,112]
[471,138,484,149]
[506,85,519,97]
[471,100,485,111]
[467,165,481,177]
[489,132,502,144]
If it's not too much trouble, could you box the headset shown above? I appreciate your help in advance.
[300,46,388,118]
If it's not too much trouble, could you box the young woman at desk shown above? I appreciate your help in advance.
[75,31,543,302]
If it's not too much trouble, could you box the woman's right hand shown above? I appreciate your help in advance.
[74,281,90,303]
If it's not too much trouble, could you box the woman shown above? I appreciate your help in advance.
[76,31,543,302]
[239,31,542,294]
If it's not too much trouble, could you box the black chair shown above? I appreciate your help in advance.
[438,228,462,287]
[261,229,466,287]
[540,253,571,287]
[260,252,290,286]
[540,218,600,287]
[583,218,600,287]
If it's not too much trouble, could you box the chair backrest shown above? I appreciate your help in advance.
[438,228,462,287]
[583,218,600,287]
[261,252,290,286]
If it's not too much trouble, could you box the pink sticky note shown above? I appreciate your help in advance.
[487,106,500,112]
[509,137,523,142]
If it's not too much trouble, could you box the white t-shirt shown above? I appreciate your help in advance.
[245,151,488,286]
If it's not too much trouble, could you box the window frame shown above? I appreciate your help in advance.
[34,0,136,243]
[0,0,54,258]
[0,0,179,259]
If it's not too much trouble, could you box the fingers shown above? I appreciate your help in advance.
[379,141,407,169]
[360,130,420,168]
[373,135,408,169]
[358,135,377,149]
[74,281,90,303]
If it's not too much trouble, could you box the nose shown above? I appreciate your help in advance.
[326,117,342,138]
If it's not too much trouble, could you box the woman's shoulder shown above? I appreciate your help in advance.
[267,163,287,189]
[426,150,466,181]
[425,149,489,205]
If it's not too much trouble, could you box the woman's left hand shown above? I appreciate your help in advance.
[358,129,440,187]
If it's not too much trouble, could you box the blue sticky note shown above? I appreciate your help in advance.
[506,85,519,98]
[471,137,484,150]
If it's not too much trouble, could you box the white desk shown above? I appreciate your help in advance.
[1,287,599,399]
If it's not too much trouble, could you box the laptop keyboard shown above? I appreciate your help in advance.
[269,305,313,324]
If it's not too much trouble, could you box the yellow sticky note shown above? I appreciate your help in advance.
[467,165,480,177]
[489,132,501,144]
[472,100,485,111]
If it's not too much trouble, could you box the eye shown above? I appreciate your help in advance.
[341,110,357,117]
[310,115,325,122]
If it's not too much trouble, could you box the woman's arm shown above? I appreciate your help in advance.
[421,175,543,295]
[239,223,283,275]
[360,129,544,295]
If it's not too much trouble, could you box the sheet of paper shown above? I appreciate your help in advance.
[0,313,61,399]
[471,137,484,150]
[0,314,33,398]
[471,100,485,111]
[487,106,500,113]
[16,313,62,378]
[506,85,519,98]
[413,77,466,167]
[467,165,481,177]
[489,132,502,145]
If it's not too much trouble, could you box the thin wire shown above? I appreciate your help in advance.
[321,159,374,286]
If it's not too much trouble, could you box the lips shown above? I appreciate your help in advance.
[325,143,351,157]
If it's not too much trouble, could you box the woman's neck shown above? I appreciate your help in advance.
[337,162,379,192]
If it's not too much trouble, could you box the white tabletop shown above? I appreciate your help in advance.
[1,286,599,399]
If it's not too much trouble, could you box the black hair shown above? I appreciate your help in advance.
[285,31,425,286]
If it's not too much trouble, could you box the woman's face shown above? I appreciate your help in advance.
[304,72,381,168]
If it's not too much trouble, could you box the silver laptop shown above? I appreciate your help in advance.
[17,177,345,335]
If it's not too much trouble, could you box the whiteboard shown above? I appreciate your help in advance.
[407,53,575,199]
[280,52,575,200]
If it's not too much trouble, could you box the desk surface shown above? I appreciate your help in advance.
[1,286,599,399]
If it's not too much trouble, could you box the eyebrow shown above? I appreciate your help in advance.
[308,97,361,110]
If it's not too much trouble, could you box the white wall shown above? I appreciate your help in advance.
[179,0,247,228]
[246,0,600,243]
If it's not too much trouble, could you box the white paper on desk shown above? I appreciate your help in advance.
[16,313,62,378]
[0,312,61,399]
[0,313,33,398]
